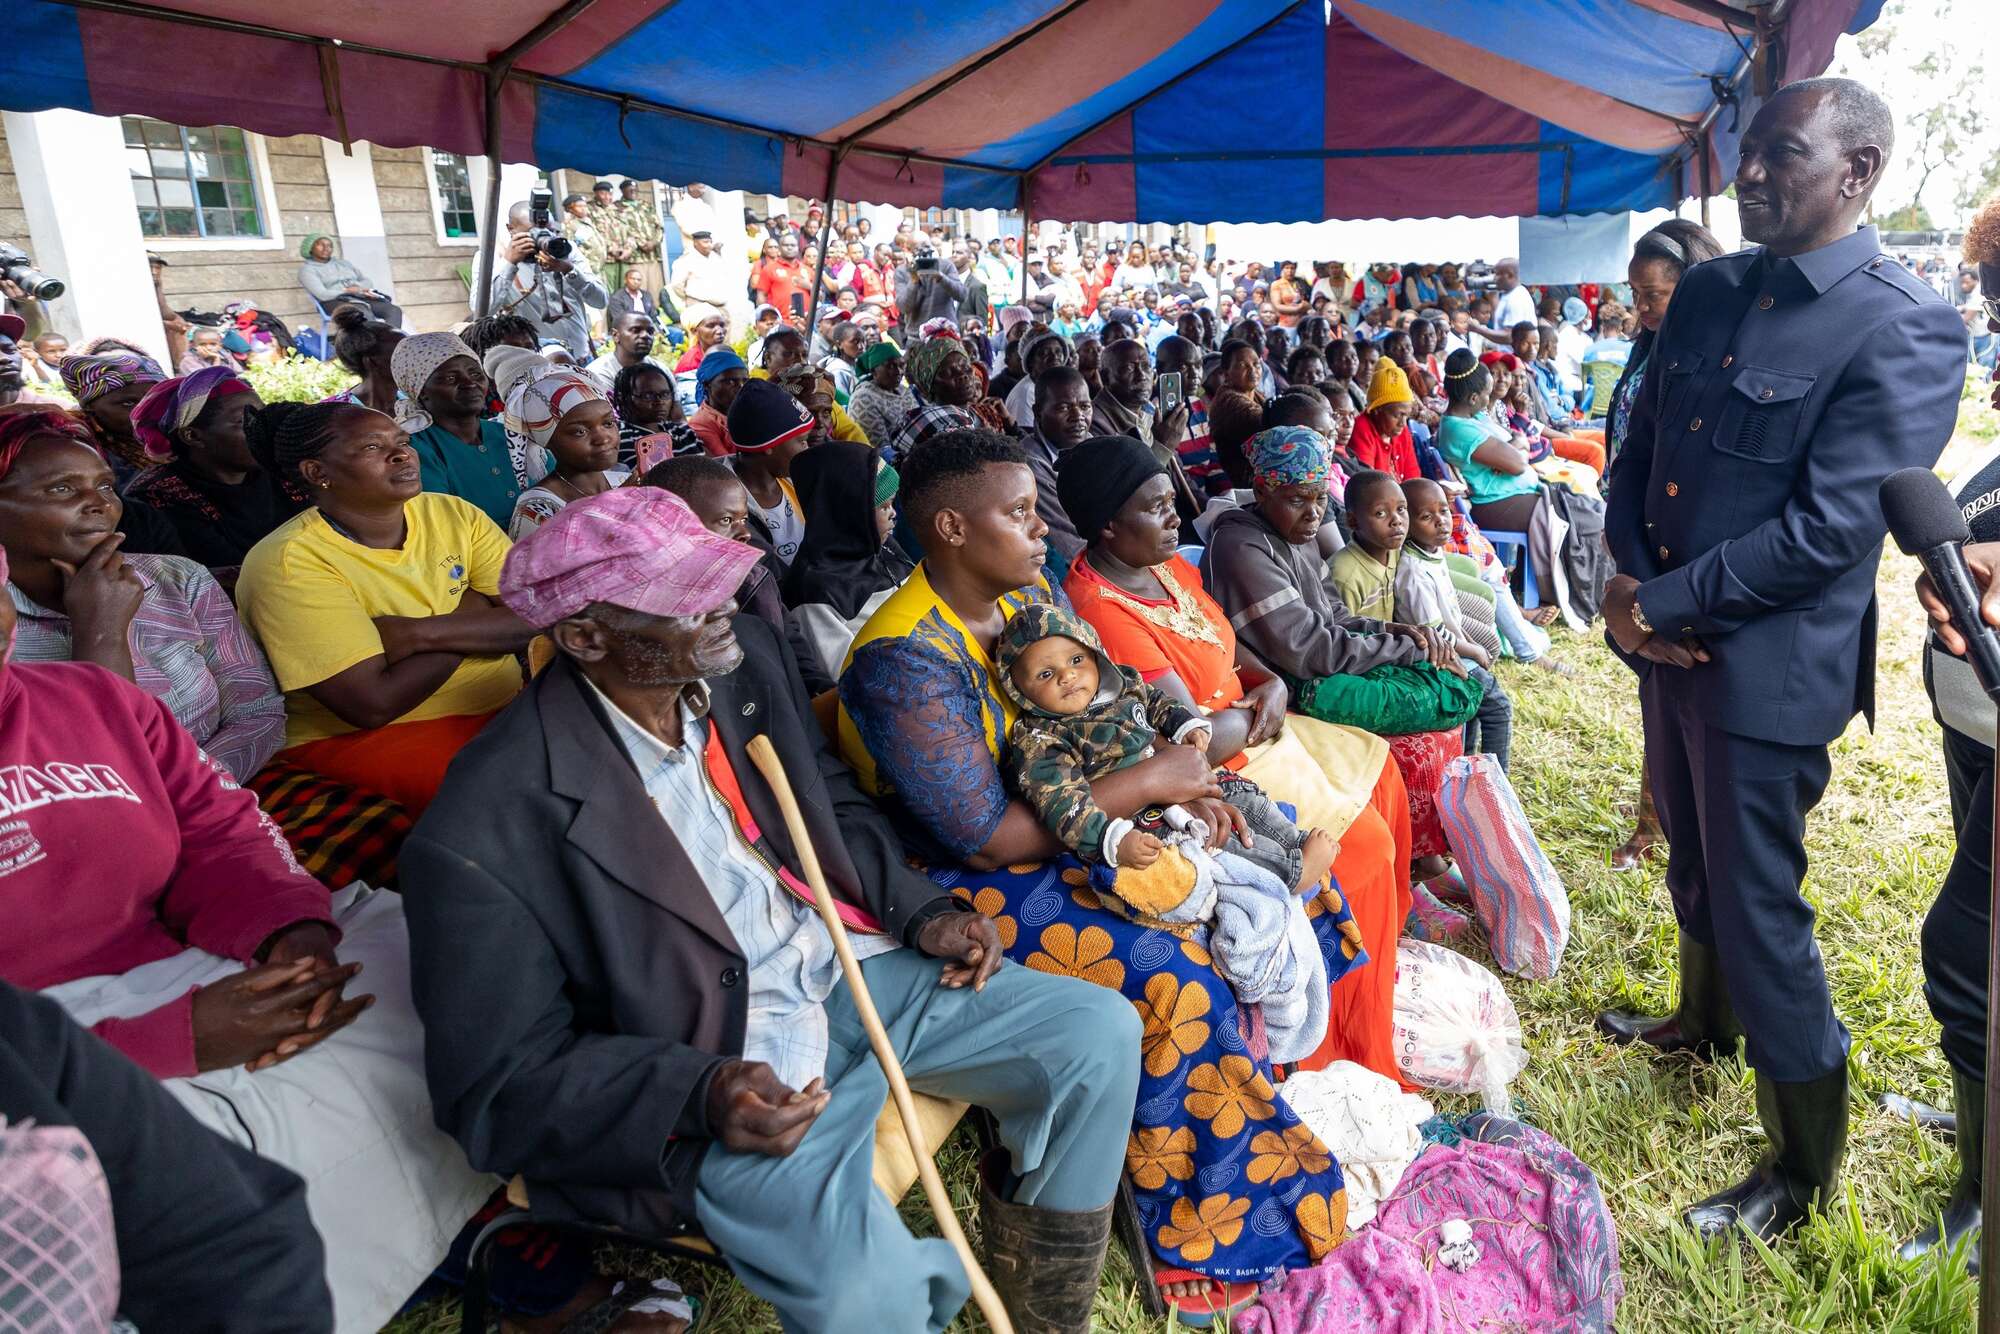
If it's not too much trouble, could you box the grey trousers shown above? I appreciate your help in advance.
[694,947,1141,1333]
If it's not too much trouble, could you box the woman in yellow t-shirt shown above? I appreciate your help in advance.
[236,401,531,814]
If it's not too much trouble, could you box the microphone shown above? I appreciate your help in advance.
[1881,466,2000,703]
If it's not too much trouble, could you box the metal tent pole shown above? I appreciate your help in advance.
[475,70,506,319]
[806,149,846,331]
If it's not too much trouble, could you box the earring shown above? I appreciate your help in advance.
[320,482,331,489]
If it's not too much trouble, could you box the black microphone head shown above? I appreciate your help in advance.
[1881,466,1970,556]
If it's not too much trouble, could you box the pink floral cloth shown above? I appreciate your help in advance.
[1235,1115,1622,1334]
[1384,729,1463,860]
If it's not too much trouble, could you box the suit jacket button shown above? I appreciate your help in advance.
[1666,482,1679,496]
[721,967,741,987]
[1689,417,1703,431]
[1659,545,1670,560]
[1760,388,1774,399]
[1721,355,1733,367]
[1758,295,1775,310]
[741,702,756,716]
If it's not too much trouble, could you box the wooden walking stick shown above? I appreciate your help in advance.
[745,735,1015,1334]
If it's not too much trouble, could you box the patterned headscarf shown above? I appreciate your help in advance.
[0,408,96,482]
[1561,297,1589,326]
[905,336,965,400]
[128,366,253,463]
[504,367,607,451]
[1247,426,1330,490]
[389,331,479,434]
[483,345,548,405]
[58,350,164,407]
[918,318,963,342]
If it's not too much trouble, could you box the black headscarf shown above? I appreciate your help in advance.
[782,440,914,618]
[1055,434,1165,548]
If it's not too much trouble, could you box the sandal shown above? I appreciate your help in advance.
[1151,1268,1259,1327]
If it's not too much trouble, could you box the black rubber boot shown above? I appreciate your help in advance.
[978,1151,1114,1334]
[1684,1065,1848,1242]
[1898,1069,1982,1274]
[1596,934,1741,1062]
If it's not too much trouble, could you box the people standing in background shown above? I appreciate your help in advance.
[560,192,609,281]
[617,179,665,299]
[582,180,630,290]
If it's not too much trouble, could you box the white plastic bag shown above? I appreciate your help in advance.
[1391,940,1527,1115]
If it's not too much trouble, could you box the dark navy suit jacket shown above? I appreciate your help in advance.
[1606,226,1966,745]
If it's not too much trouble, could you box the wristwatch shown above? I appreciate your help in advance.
[1629,591,1653,636]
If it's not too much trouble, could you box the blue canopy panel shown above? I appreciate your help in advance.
[1027,3,1677,224]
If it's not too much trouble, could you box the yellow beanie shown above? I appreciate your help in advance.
[1365,358,1416,413]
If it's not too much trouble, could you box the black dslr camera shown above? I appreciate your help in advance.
[528,189,573,260]
[0,243,64,300]
[913,244,940,274]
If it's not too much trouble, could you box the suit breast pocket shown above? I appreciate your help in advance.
[1713,366,1816,464]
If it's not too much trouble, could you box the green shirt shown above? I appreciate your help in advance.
[1436,414,1540,507]
[1327,544,1399,622]
[408,419,523,530]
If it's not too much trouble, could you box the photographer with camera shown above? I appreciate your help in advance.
[481,196,607,362]
[894,245,966,333]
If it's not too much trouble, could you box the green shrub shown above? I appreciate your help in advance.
[244,354,358,404]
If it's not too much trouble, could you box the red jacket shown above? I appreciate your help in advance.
[1350,414,1420,481]
[0,662,332,1077]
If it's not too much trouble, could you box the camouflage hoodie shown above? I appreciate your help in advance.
[994,602,1205,864]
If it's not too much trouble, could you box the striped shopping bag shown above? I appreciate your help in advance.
[1437,754,1570,979]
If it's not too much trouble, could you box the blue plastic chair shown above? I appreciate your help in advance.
[1176,543,1204,566]
[1483,529,1538,609]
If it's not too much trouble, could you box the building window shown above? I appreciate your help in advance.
[122,118,266,240]
[428,151,479,241]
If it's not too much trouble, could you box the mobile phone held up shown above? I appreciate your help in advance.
[1156,370,1185,416]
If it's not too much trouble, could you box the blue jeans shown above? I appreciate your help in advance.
[1492,587,1547,662]
[695,947,1141,1333]
[1462,660,1513,771]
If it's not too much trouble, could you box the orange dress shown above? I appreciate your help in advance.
[1066,552,1414,1085]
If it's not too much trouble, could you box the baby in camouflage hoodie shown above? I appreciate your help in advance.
[995,602,1339,918]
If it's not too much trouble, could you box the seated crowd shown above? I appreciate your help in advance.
[0,214,1699,1332]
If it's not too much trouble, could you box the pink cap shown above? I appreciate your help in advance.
[498,488,762,629]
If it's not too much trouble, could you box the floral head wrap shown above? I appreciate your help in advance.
[389,332,479,434]
[1246,426,1330,490]
[129,366,253,463]
[504,367,607,451]
[905,336,965,400]
[58,351,164,407]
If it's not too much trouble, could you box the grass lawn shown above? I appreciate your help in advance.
[389,381,2000,1333]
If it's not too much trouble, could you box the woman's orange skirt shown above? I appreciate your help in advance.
[1297,756,1414,1086]
[278,712,497,819]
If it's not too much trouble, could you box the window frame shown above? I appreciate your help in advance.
[424,149,483,248]
[123,119,286,253]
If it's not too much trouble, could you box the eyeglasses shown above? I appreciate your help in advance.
[627,389,676,403]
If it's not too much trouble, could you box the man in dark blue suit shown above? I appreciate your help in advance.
[1599,76,1967,1242]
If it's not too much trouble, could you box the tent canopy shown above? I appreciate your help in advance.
[9,0,1880,222]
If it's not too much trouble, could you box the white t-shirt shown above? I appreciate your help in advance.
[1493,283,1537,336]
[749,479,806,565]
